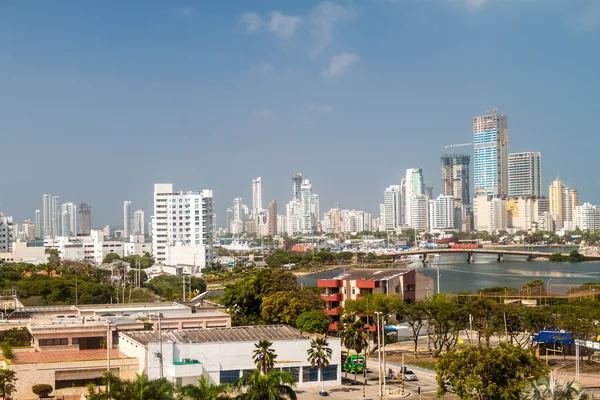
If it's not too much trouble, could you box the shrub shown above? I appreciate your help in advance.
[32,384,53,398]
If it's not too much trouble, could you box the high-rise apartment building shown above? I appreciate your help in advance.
[61,202,78,236]
[78,203,92,235]
[51,196,61,238]
[268,200,277,236]
[0,213,13,253]
[405,168,425,228]
[35,210,41,239]
[43,194,51,238]
[311,194,320,225]
[300,180,314,233]
[429,195,455,230]
[123,201,132,239]
[508,152,542,196]
[383,185,402,231]
[152,184,214,265]
[134,210,145,235]
[409,195,429,230]
[61,210,71,237]
[441,154,471,207]
[563,187,579,231]
[292,174,302,201]
[548,178,578,231]
[575,203,600,232]
[252,177,263,219]
[473,110,509,195]
[549,178,564,224]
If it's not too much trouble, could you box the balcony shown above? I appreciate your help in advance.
[168,360,203,378]
[321,293,342,302]
[355,280,376,289]
[318,280,342,288]
[328,321,340,331]
[326,307,340,316]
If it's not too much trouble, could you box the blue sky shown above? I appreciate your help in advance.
[1,0,599,227]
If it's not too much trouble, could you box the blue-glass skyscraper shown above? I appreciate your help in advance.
[473,111,508,196]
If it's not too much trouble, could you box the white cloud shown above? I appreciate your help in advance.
[241,12,264,32]
[306,104,334,113]
[254,108,275,119]
[249,62,274,76]
[321,52,360,79]
[268,12,302,38]
[582,1,600,30]
[175,6,195,18]
[309,1,359,58]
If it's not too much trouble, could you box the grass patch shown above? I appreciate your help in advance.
[385,355,437,371]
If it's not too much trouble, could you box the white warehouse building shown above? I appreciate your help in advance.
[119,325,342,388]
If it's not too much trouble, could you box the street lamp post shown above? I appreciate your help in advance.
[375,312,382,398]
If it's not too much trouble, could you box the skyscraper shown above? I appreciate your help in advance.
[78,203,92,235]
[405,168,425,228]
[292,173,302,201]
[252,177,262,218]
[441,154,471,207]
[300,180,314,233]
[549,178,563,223]
[383,185,402,231]
[61,202,78,236]
[508,152,542,196]
[35,209,41,239]
[268,200,277,236]
[42,194,51,238]
[51,196,61,237]
[134,210,145,235]
[152,184,214,265]
[563,187,579,231]
[124,201,132,239]
[429,195,455,230]
[61,210,71,237]
[473,110,509,195]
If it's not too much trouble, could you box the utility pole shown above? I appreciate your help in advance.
[375,312,382,398]
[437,266,440,294]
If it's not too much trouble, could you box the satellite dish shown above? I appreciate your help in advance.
[191,291,208,302]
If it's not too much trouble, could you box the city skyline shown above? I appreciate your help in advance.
[2,1,599,226]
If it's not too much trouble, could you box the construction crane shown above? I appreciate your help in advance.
[486,107,498,114]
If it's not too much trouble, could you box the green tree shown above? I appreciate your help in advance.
[0,328,32,347]
[31,384,53,398]
[426,295,467,356]
[307,338,332,395]
[338,314,368,382]
[102,252,121,264]
[46,249,61,270]
[523,279,545,289]
[436,342,549,399]
[522,376,589,400]
[88,372,175,400]
[221,269,298,325]
[145,275,206,301]
[261,290,323,325]
[405,301,428,357]
[179,375,231,400]
[253,340,277,375]
[296,311,330,334]
[466,298,502,346]
[234,369,297,400]
[1,342,14,361]
[0,369,17,400]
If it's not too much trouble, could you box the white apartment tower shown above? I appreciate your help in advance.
[152,184,214,265]
[134,210,145,235]
[508,152,542,196]
[575,203,600,232]
[43,194,51,238]
[429,195,455,230]
[61,210,71,237]
[405,168,425,228]
[300,180,314,233]
[383,185,402,231]
[51,196,61,238]
[35,209,41,239]
[252,177,263,219]
[124,201,132,239]
[473,110,509,195]
[61,202,78,236]
[0,214,13,253]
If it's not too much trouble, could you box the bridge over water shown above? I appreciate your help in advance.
[398,248,600,263]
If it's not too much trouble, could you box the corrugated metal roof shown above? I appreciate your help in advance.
[331,269,410,281]
[122,325,305,346]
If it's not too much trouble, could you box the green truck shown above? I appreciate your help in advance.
[342,354,365,373]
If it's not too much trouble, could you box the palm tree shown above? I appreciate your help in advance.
[338,314,368,383]
[253,340,277,374]
[307,338,332,395]
[234,369,297,400]
[179,375,231,400]
[88,372,176,400]
[522,375,590,400]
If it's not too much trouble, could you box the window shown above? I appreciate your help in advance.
[220,370,239,384]
[280,367,300,382]
[302,366,319,382]
[39,338,68,346]
[242,369,254,377]
[322,365,338,381]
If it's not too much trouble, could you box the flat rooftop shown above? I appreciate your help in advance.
[122,325,305,346]
[327,269,411,281]
[12,349,129,364]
